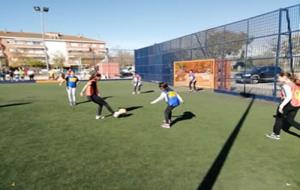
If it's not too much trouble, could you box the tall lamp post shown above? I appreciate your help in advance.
[106,48,109,79]
[34,6,49,71]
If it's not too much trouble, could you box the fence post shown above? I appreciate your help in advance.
[244,19,250,94]
[283,8,294,74]
[274,9,283,98]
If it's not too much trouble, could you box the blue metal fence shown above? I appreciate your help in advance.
[135,4,300,100]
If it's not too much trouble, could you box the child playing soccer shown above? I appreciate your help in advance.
[80,73,121,119]
[150,82,183,128]
[188,70,197,92]
[266,72,300,140]
[132,72,142,95]
[59,70,79,106]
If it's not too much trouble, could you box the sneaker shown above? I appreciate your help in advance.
[132,92,136,95]
[96,115,105,119]
[161,123,171,128]
[113,112,120,118]
[137,91,141,94]
[265,133,280,140]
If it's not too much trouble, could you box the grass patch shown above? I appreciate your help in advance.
[0,81,299,190]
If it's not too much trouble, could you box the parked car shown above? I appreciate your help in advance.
[234,66,282,84]
[120,66,134,78]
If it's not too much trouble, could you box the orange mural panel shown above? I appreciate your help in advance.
[173,59,215,88]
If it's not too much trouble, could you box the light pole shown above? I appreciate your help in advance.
[106,48,109,79]
[34,6,49,71]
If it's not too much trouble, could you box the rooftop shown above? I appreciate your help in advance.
[0,31,105,44]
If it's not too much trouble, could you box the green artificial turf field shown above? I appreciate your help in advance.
[0,81,299,190]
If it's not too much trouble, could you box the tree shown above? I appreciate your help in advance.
[111,50,134,68]
[206,30,249,58]
[52,52,65,69]
[270,34,300,71]
[270,34,300,57]
[25,58,45,67]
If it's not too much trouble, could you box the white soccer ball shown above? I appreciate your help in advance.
[118,108,127,114]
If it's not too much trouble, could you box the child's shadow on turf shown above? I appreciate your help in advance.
[141,90,155,94]
[171,111,196,126]
[125,106,143,111]
[118,113,133,118]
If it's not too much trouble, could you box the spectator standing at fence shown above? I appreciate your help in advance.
[266,72,300,140]
[0,69,5,81]
[132,73,142,95]
[188,70,197,92]
[14,69,19,81]
[28,69,35,80]
[9,70,13,81]
[19,68,25,81]
[151,82,184,128]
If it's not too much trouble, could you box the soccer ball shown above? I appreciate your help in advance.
[113,108,127,118]
[118,108,127,115]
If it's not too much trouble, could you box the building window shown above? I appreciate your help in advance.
[32,41,42,45]
[6,39,14,44]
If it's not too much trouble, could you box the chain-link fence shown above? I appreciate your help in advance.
[135,4,300,100]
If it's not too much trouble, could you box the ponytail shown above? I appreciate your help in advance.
[89,73,101,80]
[292,74,300,86]
[279,72,300,86]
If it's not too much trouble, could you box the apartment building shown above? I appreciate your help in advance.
[0,31,106,68]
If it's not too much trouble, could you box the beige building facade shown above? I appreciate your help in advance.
[0,31,106,68]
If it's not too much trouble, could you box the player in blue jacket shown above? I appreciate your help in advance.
[151,82,184,128]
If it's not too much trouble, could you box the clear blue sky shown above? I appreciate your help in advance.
[0,0,299,50]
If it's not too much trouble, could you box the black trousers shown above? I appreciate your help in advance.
[87,95,114,116]
[189,80,197,90]
[164,105,176,124]
[273,102,300,135]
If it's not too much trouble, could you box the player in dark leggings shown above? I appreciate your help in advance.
[188,70,197,91]
[80,73,118,119]
[151,82,184,128]
[266,72,300,140]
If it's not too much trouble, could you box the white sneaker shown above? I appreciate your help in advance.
[113,112,120,118]
[137,91,141,94]
[265,133,280,140]
[161,123,171,128]
[96,115,105,119]
[132,92,136,95]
